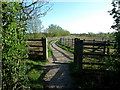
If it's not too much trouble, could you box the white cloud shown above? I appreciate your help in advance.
[61,11,115,33]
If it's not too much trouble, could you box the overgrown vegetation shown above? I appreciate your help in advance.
[109,0,120,53]
[2,1,51,89]
[2,2,28,89]
[26,59,46,89]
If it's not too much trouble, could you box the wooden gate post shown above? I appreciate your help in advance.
[68,38,70,46]
[68,38,69,46]
[103,41,106,54]
[63,38,65,45]
[74,38,83,73]
[62,38,64,45]
[61,38,64,45]
[93,39,95,49]
[65,38,66,45]
[66,38,68,46]
[118,40,120,53]
[71,38,74,47]
[42,38,48,60]
[107,40,110,54]
[60,38,62,44]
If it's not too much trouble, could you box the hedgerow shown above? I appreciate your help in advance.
[2,2,28,89]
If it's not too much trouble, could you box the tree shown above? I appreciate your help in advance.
[110,0,120,31]
[22,0,53,38]
[27,17,44,38]
[2,0,52,89]
[46,24,70,37]
[20,0,53,20]
[109,0,120,53]
[2,2,28,89]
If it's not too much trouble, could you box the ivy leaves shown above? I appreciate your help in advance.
[2,2,28,89]
[109,0,120,31]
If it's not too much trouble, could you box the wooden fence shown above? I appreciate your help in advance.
[60,38,74,47]
[74,38,113,73]
[60,37,113,47]
[59,37,115,73]
[27,38,48,60]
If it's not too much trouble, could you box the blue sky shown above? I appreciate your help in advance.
[41,0,115,34]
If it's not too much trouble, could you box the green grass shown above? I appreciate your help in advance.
[56,41,74,53]
[26,59,47,89]
[48,40,55,57]
[27,69,44,81]
[27,59,46,66]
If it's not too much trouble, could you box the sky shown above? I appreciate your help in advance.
[41,0,115,34]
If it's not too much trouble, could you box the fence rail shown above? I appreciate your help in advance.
[59,37,116,73]
[74,38,114,72]
[60,37,113,48]
[27,38,48,60]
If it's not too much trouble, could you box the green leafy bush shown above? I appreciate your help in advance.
[2,2,28,89]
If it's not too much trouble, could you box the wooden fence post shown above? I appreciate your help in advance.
[103,41,106,54]
[67,38,68,46]
[63,38,65,45]
[117,39,120,53]
[72,39,74,47]
[60,38,62,44]
[64,38,66,45]
[93,39,95,49]
[74,38,83,73]
[42,38,48,60]
[65,38,67,45]
[107,40,110,54]
[62,38,64,45]
[68,38,70,46]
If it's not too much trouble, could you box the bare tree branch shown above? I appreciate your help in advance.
[24,0,39,8]
[36,4,52,17]
[27,2,48,16]
[21,0,52,19]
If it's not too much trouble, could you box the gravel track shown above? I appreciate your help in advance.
[43,40,75,89]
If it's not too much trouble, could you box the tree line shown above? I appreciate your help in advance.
[26,24,70,38]
[45,24,70,37]
[72,32,114,38]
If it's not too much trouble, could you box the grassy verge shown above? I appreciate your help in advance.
[48,40,54,57]
[56,41,74,53]
[26,59,47,89]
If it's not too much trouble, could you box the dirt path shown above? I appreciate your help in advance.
[43,40,75,89]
